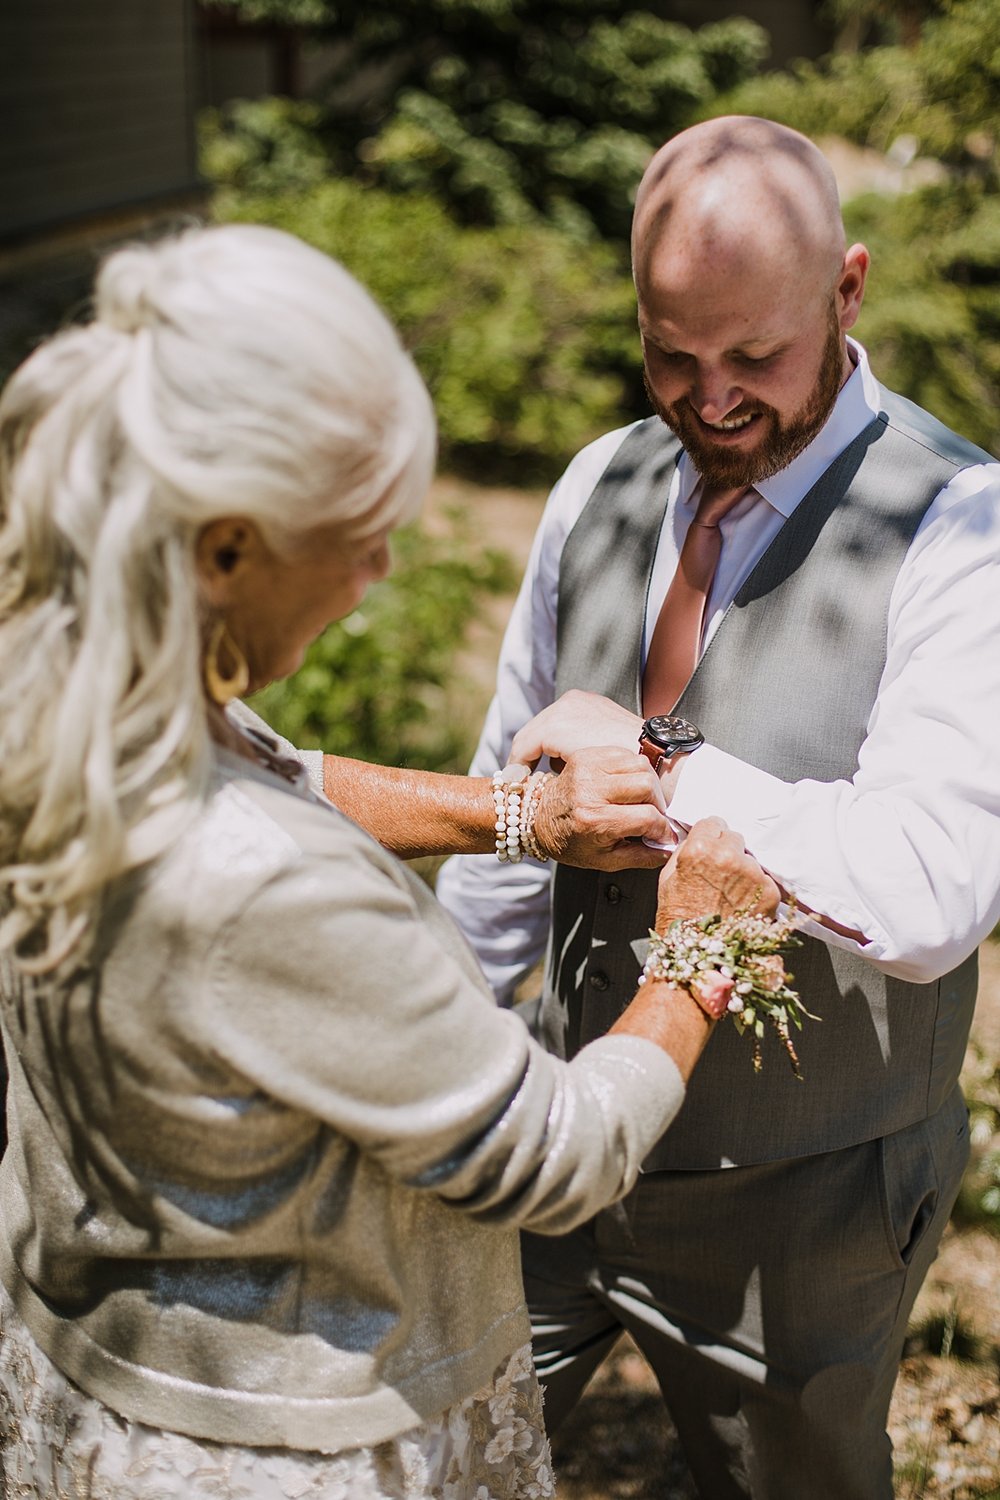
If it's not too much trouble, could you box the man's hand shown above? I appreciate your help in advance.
[511,689,643,767]
[533,747,672,870]
[655,817,780,929]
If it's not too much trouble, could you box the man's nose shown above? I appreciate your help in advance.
[691,367,742,423]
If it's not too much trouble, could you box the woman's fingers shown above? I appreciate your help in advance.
[560,746,668,813]
[533,751,673,867]
[655,817,777,925]
[685,815,730,842]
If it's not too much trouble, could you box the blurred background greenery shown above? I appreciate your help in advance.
[199,0,1000,465]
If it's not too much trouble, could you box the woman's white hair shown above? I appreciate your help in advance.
[0,223,436,971]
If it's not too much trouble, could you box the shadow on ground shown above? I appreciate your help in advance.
[549,1337,699,1500]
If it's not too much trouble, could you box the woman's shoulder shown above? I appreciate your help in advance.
[151,753,412,943]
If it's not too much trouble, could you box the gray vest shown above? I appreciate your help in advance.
[543,390,989,1169]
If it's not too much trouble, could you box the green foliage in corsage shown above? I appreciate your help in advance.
[642,909,812,1077]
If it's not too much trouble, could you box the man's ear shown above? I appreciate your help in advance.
[195,518,259,606]
[837,242,870,333]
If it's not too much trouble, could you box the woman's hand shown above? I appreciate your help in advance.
[532,747,671,870]
[511,690,643,768]
[655,817,779,932]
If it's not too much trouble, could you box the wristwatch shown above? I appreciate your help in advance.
[638,715,704,774]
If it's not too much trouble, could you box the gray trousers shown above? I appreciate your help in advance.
[522,1087,969,1500]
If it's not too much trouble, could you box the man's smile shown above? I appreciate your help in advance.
[697,408,761,438]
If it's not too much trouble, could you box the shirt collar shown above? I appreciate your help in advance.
[677,338,881,518]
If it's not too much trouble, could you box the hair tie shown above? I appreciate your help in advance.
[95,248,162,335]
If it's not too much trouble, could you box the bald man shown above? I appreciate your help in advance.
[438,117,1000,1497]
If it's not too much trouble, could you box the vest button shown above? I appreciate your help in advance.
[588,970,610,991]
[605,883,622,904]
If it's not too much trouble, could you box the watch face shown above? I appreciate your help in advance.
[643,715,703,752]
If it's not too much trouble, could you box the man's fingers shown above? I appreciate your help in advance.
[509,724,545,764]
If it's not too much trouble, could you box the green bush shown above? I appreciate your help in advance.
[249,517,514,771]
[954,1041,1000,1234]
[211,174,641,473]
[716,0,999,165]
[710,0,1000,458]
[203,2,768,241]
[199,98,331,195]
[847,184,1000,453]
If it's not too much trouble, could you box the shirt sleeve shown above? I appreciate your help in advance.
[436,426,639,1004]
[202,837,684,1235]
[669,464,1000,983]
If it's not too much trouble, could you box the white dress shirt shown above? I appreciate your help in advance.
[436,341,1000,1002]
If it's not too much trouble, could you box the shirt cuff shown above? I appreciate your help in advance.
[668,743,794,846]
[669,747,882,960]
[783,903,880,961]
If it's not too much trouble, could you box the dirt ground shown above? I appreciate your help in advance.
[429,475,1000,1499]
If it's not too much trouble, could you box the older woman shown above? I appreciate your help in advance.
[0,225,776,1498]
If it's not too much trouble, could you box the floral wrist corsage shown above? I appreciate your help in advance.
[639,907,815,1077]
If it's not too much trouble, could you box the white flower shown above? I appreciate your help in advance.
[511,1417,534,1455]
[484,1427,516,1464]
[488,1387,517,1424]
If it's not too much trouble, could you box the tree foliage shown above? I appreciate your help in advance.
[823,0,946,50]
[721,0,998,165]
[209,170,641,472]
[716,0,1000,456]
[202,0,768,240]
[846,184,1000,452]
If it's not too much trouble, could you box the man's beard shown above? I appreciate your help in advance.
[644,305,845,490]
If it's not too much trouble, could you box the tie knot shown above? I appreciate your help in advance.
[694,483,753,529]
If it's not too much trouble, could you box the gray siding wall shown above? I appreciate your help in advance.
[0,0,200,240]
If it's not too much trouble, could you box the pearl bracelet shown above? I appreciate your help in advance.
[492,763,531,862]
[492,765,552,863]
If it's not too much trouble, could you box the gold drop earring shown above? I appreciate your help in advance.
[204,619,250,706]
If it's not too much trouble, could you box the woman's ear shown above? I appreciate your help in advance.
[195,519,258,606]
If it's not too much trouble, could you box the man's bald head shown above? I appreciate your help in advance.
[630,118,869,488]
[632,116,846,306]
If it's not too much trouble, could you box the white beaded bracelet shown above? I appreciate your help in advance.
[492,763,531,862]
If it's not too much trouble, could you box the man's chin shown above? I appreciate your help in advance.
[662,417,770,488]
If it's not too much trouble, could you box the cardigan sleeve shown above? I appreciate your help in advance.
[200,829,685,1236]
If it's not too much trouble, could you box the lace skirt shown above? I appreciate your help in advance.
[0,1284,554,1500]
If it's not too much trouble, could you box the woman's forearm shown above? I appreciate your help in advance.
[610,979,714,1081]
[322,748,674,869]
[323,755,495,858]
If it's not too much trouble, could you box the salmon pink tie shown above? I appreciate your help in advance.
[642,483,755,715]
